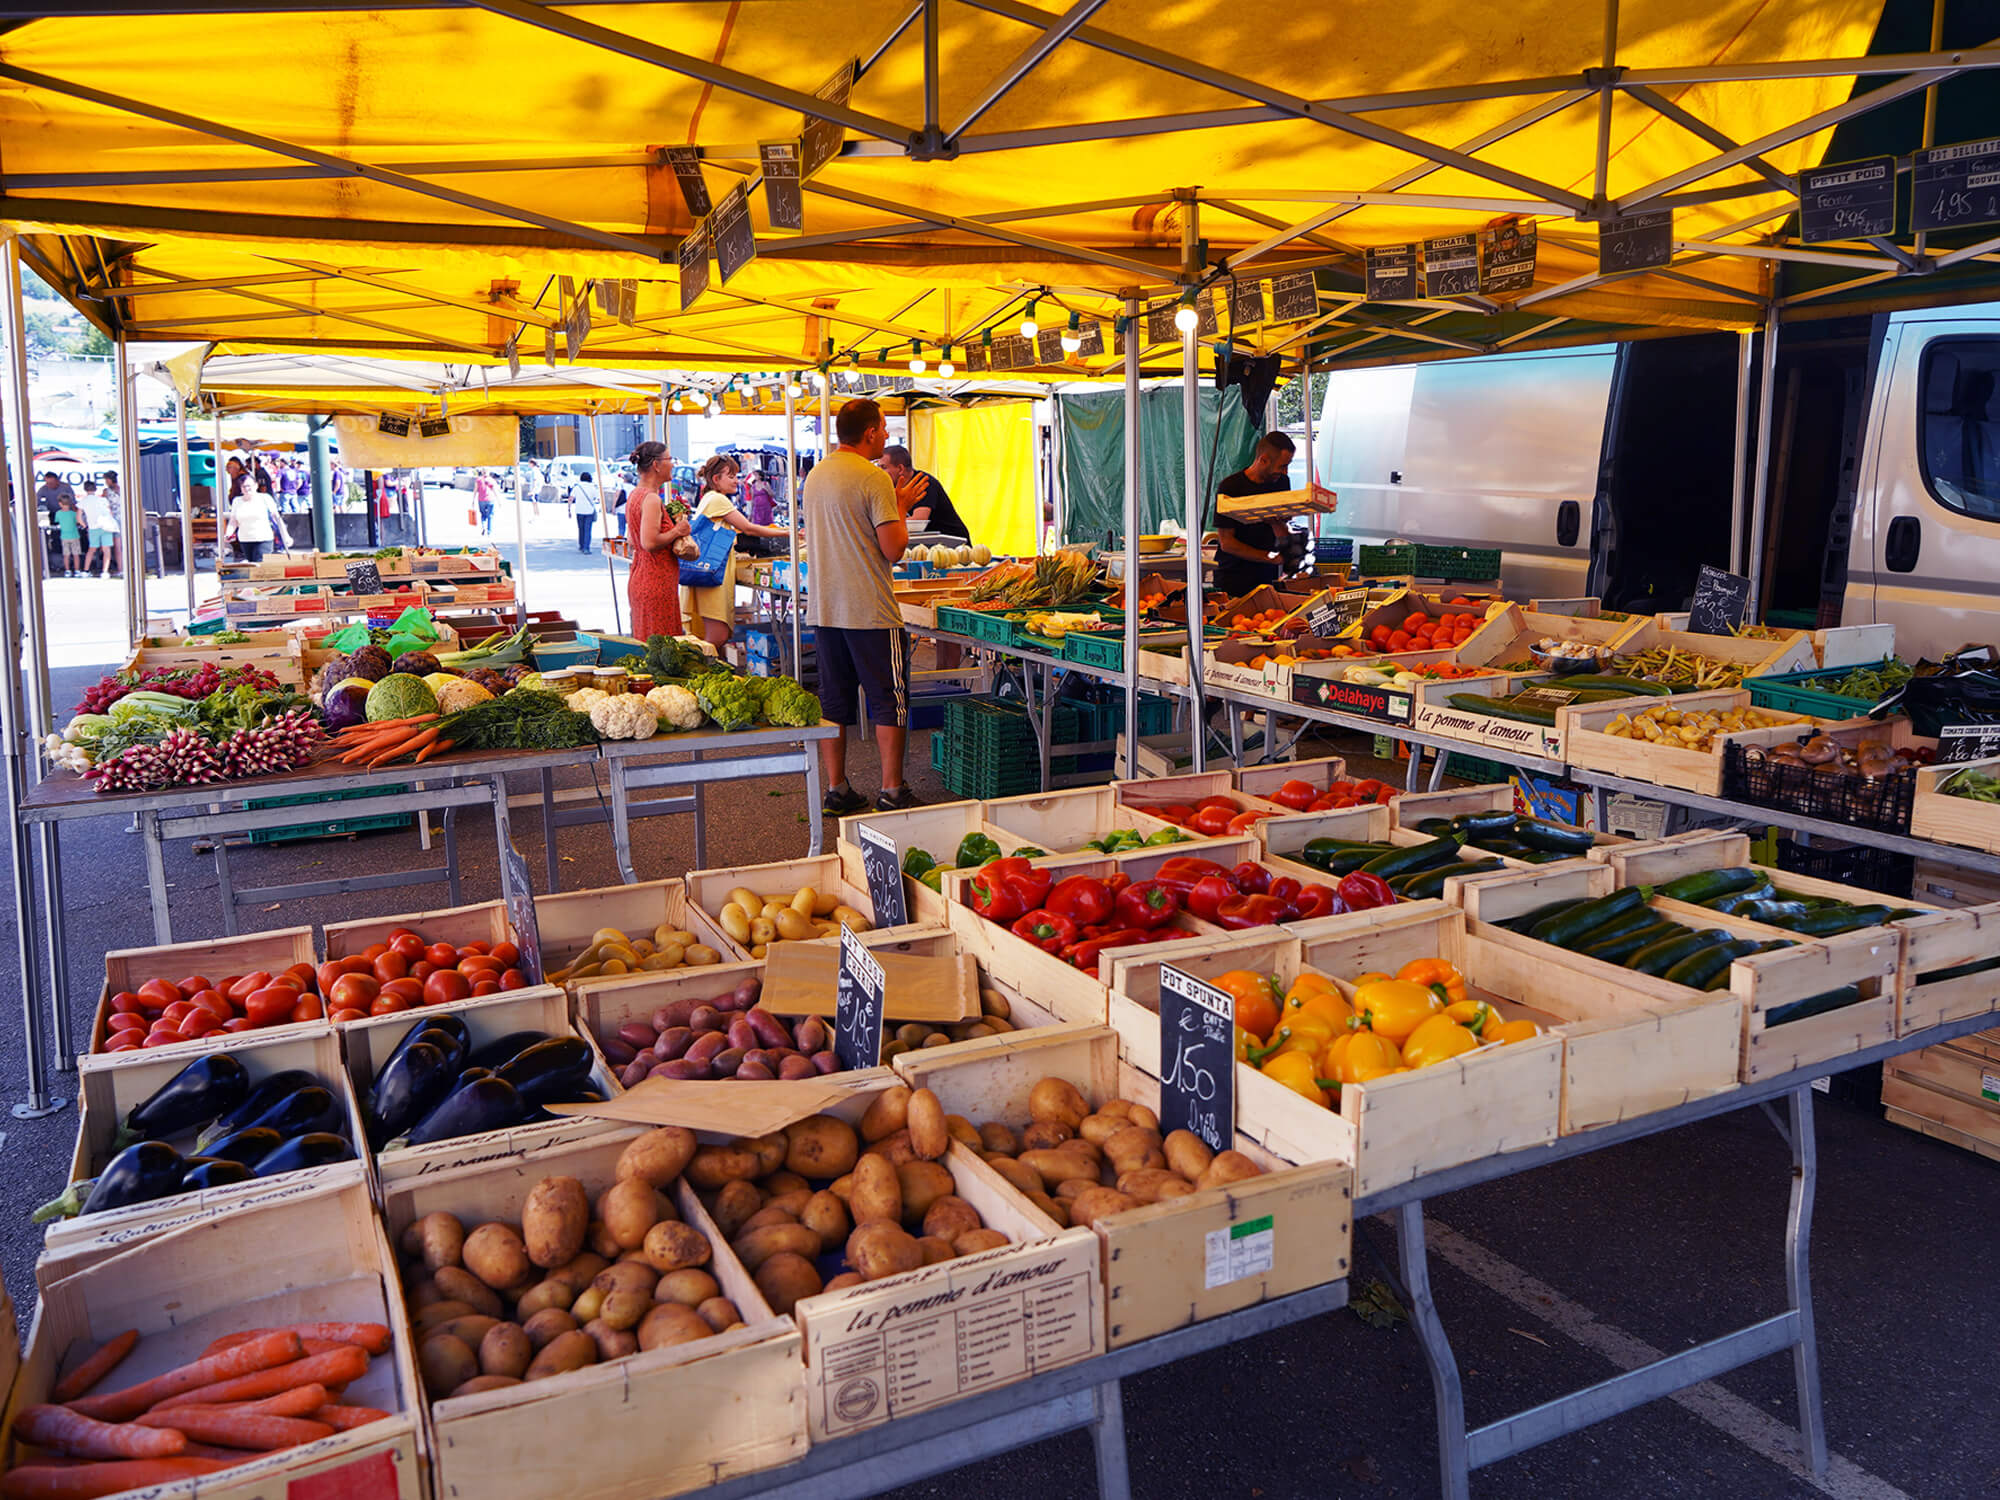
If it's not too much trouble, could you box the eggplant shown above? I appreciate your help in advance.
[41,1141,187,1220]
[514,1066,594,1109]
[468,1030,554,1071]
[457,1067,492,1087]
[195,1069,320,1150]
[121,1054,249,1146]
[366,1041,458,1147]
[407,1077,525,1146]
[384,1016,469,1075]
[254,1132,356,1178]
[239,1084,340,1141]
[181,1158,254,1192]
[199,1125,284,1169]
[494,1037,588,1091]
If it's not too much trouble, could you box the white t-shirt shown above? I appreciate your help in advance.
[230,491,276,543]
[83,489,119,532]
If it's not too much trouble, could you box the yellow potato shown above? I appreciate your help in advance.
[525,1328,597,1381]
[791,888,818,917]
[726,887,762,918]
[590,926,629,948]
[811,890,839,917]
[718,905,753,944]
[653,925,695,948]
[774,907,814,941]
[750,917,776,945]
[684,945,721,966]
[760,900,791,922]
[750,944,768,959]
[831,906,872,932]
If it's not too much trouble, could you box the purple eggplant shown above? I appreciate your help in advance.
[200,1125,284,1169]
[121,1054,249,1146]
[82,1141,185,1216]
[181,1158,255,1192]
[238,1084,338,1141]
[407,1077,526,1146]
[254,1132,356,1177]
[194,1069,319,1151]
[469,1030,555,1070]
[494,1037,587,1091]
[384,1015,469,1074]
[367,1040,456,1147]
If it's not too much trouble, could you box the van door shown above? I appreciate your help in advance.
[1853,314,2000,659]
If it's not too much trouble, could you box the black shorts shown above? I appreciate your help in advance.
[817,626,909,728]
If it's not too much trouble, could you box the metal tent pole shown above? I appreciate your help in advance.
[1299,360,1317,544]
[512,464,529,618]
[1121,296,1143,778]
[1729,329,1754,576]
[785,385,799,676]
[1181,204,1207,772]
[115,336,141,642]
[176,400,196,616]
[1746,308,1780,621]
[0,238,62,1115]
[585,408,622,633]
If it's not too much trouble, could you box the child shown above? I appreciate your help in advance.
[54,494,82,577]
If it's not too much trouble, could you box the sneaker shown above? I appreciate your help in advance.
[874,785,924,812]
[822,785,869,817]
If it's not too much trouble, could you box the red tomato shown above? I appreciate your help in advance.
[368,994,411,1016]
[361,942,389,961]
[327,972,382,1011]
[1227,810,1271,833]
[263,973,303,993]
[1270,779,1318,812]
[424,943,459,969]
[457,955,504,977]
[1387,631,1414,652]
[190,988,233,1022]
[244,986,299,1027]
[291,995,325,1023]
[1374,787,1397,804]
[110,990,144,1015]
[1195,796,1237,813]
[498,968,530,990]
[338,955,376,976]
[388,933,425,962]
[423,969,472,1007]
[470,980,500,997]
[174,974,213,997]
[373,950,409,983]
[316,960,347,995]
[1331,795,1358,808]
[178,1012,218,1038]
[490,941,521,968]
[106,1011,146,1034]
[1308,793,1341,811]
[141,1031,181,1048]
[222,1016,257,1032]
[160,1000,194,1025]
[138,977,184,1008]
[329,1007,369,1025]
[103,1035,141,1052]
[227,971,272,1001]
[459,941,491,957]
[380,977,425,1005]
[410,961,437,983]
[1189,805,1234,836]
[387,926,423,944]
[284,962,318,991]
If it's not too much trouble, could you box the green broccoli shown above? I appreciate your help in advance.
[695,673,760,731]
[763,680,823,727]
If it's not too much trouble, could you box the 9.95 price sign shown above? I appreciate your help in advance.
[1159,965,1235,1154]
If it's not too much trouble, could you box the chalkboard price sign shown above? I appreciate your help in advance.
[759,142,804,232]
[711,183,757,285]
[1938,724,2000,764]
[417,416,451,439]
[1799,156,1897,243]
[1479,215,1537,296]
[800,59,857,179]
[1158,966,1234,1153]
[345,561,383,595]
[664,146,711,218]
[678,225,710,311]
[962,342,988,373]
[855,822,908,929]
[376,413,411,438]
[1145,300,1179,345]
[1422,234,1479,298]
[501,842,544,984]
[1269,272,1319,323]
[1364,244,1416,302]
[1687,564,1752,634]
[1036,327,1065,365]
[1307,586,1368,638]
[835,926,886,1072]
[1911,137,2000,233]
[1076,319,1105,356]
[1598,211,1674,274]
[1231,279,1266,327]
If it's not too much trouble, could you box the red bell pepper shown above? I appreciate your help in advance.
[982,856,1054,908]
[1228,810,1272,833]
[1185,874,1235,922]
[1011,909,1078,953]
[1103,871,1132,895]
[1267,875,1302,909]
[1152,856,1233,895]
[1114,879,1181,929]
[1215,893,1292,930]
[1066,928,1149,972]
[1337,871,1396,911]
[1230,861,1271,895]
[967,865,1026,923]
[1047,875,1114,925]
[1294,882,1342,919]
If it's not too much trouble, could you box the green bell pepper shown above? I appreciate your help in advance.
[955,832,1003,868]
[901,847,937,878]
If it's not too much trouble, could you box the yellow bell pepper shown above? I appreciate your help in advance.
[1351,970,1393,987]
[1286,985,1355,1033]
[1446,999,1497,1035]
[1402,1013,1482,1068]
[1270,1011,1338,1061]
[1487,1017,1542,1045]
[1398,957,1467,1005]
[1259,1048,1332,1107]
[1351,979,1444,1043]
[1334,1031,1402,1083]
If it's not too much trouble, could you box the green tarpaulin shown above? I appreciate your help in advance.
[1058,388,1260,545]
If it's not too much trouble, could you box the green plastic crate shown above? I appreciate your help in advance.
[935,606,1025,647]
[1444,753,1513,784]
[1415,544,1502,580]
[1358,544,1416,575]
[1064,629,1185,672]
[247,783,411,844]
[935,697,1081,798]
[1746,658,1904,719]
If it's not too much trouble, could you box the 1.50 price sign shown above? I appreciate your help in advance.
[1159,965,1235,1154]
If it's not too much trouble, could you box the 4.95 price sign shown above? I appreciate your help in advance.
[1159,965,1235,1154]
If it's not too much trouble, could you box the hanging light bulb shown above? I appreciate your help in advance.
[697,389,712,411]
[1174,293,1199,334]
[669,395,682,413]
[1019,299,1039,340]
[1061,313,1082,353]
[811,368,827,390]
[787,374,804,398]
[938,345,955,380]
[908,341,926,375]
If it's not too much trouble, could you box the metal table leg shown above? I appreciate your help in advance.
[35,823,73,1069]
[1091,1380,1132,1500]
[803,737,826,855]
[608,758,638,883]
[444,805,462,907]
[211,831,239,936]
[1398,1200,1473,1500]
[140,808,173,944]
[1403,743,1428,791]
[1785,1084,1829,1476]
[692,748,707,871]
[541,766,560,893]
[1427,749,1450,790]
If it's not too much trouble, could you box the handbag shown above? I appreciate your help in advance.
[676,510,736,588]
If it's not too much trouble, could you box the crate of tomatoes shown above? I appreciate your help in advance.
[320,901,531,1023]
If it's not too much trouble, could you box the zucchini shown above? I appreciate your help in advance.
[1400,859,1506,900]
[1451,809,1521,836]
[1501,898,1583,934]
[1514,819,1595,855]
[1319,846,1398,876]
[1299,838,1395,873]
[1359,836,1465,879]
[1765,985,1864,1026]
[1515,850,1565,864]
[1703,885,1777,914]
[1570,905,1661,946]
[1665,937,1763,989]
[1547,674,1675,696]
[1449,693,1558,726]
[1774,905,1887,936]
[1632,927,1724,976]
[1581,920,1682,964]
[1531,886,1646,945]
[1413,818,1457,836]
[1658,867,1761,904]
[1914,956,2000,984]
[1737,899,1811,924]
[1700,939,1795,988]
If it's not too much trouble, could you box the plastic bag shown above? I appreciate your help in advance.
[319,623,370,651]
[389,606,439,641]
[1875,645,2000,735]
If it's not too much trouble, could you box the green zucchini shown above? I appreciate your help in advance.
[1914,956,2000,985]
[1319,847,1398,876]
[1531,886,1646,945]
[1632,927,1724,976]
[1658,867,1761,904]
[1514,850,1565,864]
[1514,819,1595,855]
[1582,920,1682,964]
[1774,905,1890,936]
[1737,898,1811,924]
[1765,986,1864,1026]
[1359,836,1466,879]
[1414,818,1457,836]
[1703,886,1778,915]
[1700,939,1795,988]
[1448,693,1558,726]
[1400,859,1506,900]
[1547,674,1675,696]
[1501,898,1583,934]
[1570,905,1661,946]
[1451,809,1521,836]
[1666,937,1763,989]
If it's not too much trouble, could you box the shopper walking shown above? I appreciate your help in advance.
[804,398,930,815]
[572,472,599,553]
[626,440,690,639]
[53,494,83,576]
[225,478,278,562]
[81,478,122,578]
[680,455,788,649]
[475,471,496,534]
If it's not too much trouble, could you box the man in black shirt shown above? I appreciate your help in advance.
[1214,431,1297,598]
[881,446,970,541]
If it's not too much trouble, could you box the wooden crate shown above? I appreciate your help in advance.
[1911,757,2000,855]
[125,630,306,687]
[534,878,706,983]
[340,984,620,1186]
[1452,604,1649,672]
[1111,771,1284,822]
[48,1028,369,1255]
[324,898,511,960]
[1559,690,1812,795]
[1617,619,1817,677]
[835,799,988,927]
[1882,1037,2000,1163]
[1455,863,1899,1082]
[1235,755,1349,802]
[14,1178,427,1500]
[85,927,324,1068]
[381,1131,806,1500]
[1256,804,1391,884]
[1594,830,2000,1036]
[1389,782,1515,831]
[685,855,893,963]
[982,786,1173,853]
[895,1024,1351,1348]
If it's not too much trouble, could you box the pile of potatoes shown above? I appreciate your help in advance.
[710,884,872,960]
[880,987,1020,1060]
[404,1126,741,1400]
[695,1088,1012,1313]
[966,1077,1264,1229]
[547,925,722,983]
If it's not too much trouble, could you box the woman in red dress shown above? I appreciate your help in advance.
[626,441,691,639]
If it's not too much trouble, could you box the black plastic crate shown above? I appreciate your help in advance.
[1722,740,1916,834]
[1772,837,1915,900]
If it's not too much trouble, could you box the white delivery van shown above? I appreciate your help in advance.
[1314,303,2000,660]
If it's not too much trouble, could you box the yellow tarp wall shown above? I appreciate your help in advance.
[909,405,1038,559]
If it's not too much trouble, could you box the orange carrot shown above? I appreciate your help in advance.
[1,1459,229,1499]
[50,1333,139,1403]
[157,1346,365,1409]
[13,1406,185,1461]
[413,737,453,764]
[368,726,440,769]
[334,715,433,735]
[234,1385,329,1419]
[134,1409,333,1452]
[310,1406,388,1432]
[288,1323,391,1355]
[174,1443,257,1465]
[68,1331,303,1422]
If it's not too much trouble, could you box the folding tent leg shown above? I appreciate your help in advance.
[1398,1200,1473,1500]
[1783,1084,1829,1475]
[1090,1380,1132,1500]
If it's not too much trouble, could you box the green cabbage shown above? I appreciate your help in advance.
[364,673,439,721]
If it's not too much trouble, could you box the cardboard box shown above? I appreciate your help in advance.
[86,927,325,1068]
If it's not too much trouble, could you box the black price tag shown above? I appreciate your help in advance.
[376,413,411,437]
[1076,319,1104,356]
[418,416,451,438]
[835,926,886,1072]
[1912,137,2000,233]
[856,822,908,928]
[962,342,989,373]
[1938,724,2000,764]
[1269,271,1318,322]
[665,146,711,218]
[1145,300,1178,345]
[1511,685,1581,712]
[1231,279,1266,327]
[1479,215,1537,296]
[1598,210,1674,273]
[1035,327,1065,365]
[502,842,544,984]
[1364,244,1417,302]
[759,142,804,231]
[1422,233,1480,298]
[1687,563,1752,634]
[345,561,383,594]
[800,59,857,179]
[1308,586,1368,638]
[1195,288,1219,337]
[712,182,757,284]
[1799,156,1897,243]
[678,224,711,311]
[1158,965,1234,1154]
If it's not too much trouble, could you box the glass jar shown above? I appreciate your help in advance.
[626,672,655,695]
[592,665,628,693]
[540,668,578,694]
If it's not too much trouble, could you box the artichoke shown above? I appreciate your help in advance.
[347,644,393,682]
[394,650,443,677]
[465,667,510,696]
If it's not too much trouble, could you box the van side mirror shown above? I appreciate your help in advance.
[1390,470,1403,485]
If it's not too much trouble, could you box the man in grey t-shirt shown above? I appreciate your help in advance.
[804,398,929,815]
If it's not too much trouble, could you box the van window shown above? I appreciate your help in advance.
[1919,338,2000,521]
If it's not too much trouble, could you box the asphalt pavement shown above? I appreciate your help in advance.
[0,649,1994,1500]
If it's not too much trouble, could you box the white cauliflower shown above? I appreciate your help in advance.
[646,683,703,731]
[566,687,609,712]
[588,694,660,740]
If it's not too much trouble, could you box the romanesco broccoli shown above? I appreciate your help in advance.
[695,674,760,731]
[763,680,823,727]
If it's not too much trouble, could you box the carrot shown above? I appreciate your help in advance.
[310,1406,388,1432]
[13,1406,186,1461]
[1,1459,230,1500]
[51,1332,139,1403]
[134,1409,333,1452]
[287,1323,391,1355]
[369,726,441,769]
[413,737,453,764]
[157,1346,365,1409]
[174,1443,257,1465]
[234,1384,329,1419]
[335,715,433,735]
[68,1331,304,1422]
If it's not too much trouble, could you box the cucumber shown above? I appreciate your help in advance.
[1765,986,1864,1026]
[1451,809,1521,836]
[1501,898,1583,934]
[1320,847,1398,876]
[1449,693,1557,726]
[1632,927,1723,976]
[1514,819,1595,855]
[1582,920,1682,964]
[1700,939,1795,988]
[1400,859,1506,900]
[1570,905,1660,945]
[1359,836,1466,879]
[1666,938,1763,989]
[1531,886,1646,945]
[1774,905,1888,936]
[1658,867,1762,904]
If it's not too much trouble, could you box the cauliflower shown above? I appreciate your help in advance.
[695,674,760,731]
[646,683,703,731]
[763,679,823,728]
[434,678,495,715]
[588,694,660,740]
[566,687,609,712]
